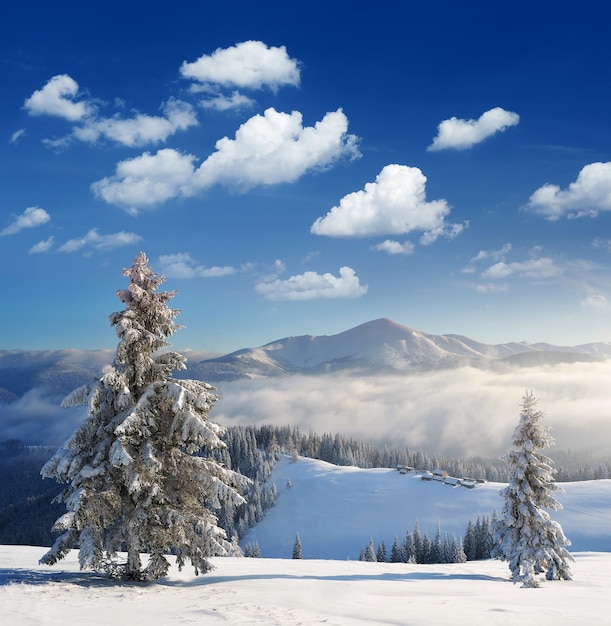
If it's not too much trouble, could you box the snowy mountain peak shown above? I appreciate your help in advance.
[2,319,610,391]
[187,318,610,380]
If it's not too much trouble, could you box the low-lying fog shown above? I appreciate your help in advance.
[214,361,611,458]
[3,361,610,460]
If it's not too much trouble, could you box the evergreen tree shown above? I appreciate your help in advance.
[492,391,573,587]
[402,530,415,563]
[430,523,443,564]
[442,533,452,564]
[463,520,477,561]
[412,521,422,563]
[292,532,303,559]
[244,542,260,557]
[421,531,432,564]
[390,535,402,563]
[376,539,387,563]
[450,537,467,564]
[39,252,249,580]
[478,516,494,560]
[364,538,377,562]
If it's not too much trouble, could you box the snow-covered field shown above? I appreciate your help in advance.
[244,456,611,558]
[2,456,611,625]
[1,547,609,625]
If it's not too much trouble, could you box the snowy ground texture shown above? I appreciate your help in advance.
[1,547,609,625]
[244,457,611,558]
[2,456,611,625]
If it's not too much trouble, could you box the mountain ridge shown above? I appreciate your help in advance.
[187,318,608,380]
[1,318,609,395]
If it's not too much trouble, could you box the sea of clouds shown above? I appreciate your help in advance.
[213,361,611,459]
[2,360,610,460]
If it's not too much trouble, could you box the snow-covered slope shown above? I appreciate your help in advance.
[191,318,609,380]
[243,456,611,560]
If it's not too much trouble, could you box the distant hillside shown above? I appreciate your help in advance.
[0,349,113,399]
[243,456,611,559]
[187,318,608,381]
[1,319,609,396]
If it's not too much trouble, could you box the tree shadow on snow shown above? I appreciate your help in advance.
[0,567,152,588]
[0,566,505,588]
[160,570,506,588]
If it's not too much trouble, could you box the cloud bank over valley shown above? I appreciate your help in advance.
[213,361,611,459]
[2,352,610,459]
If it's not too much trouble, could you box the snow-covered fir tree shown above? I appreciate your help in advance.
[361,518,489,566]
[376,539,387,563]
[463,520,477,561]
[402,530,415,563]
[421,532,432,564]
[292,532,303,559]
[390,535,402,563]
[430,524,443,564]
[412,521,422,563]
[364,538,377,562]
[244,541,260,557]
[39,252,249,580]
[492,391,573,587]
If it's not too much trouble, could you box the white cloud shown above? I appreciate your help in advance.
[72,99,198,148]
[471,243,512,263]
[11,129,26,143]
[255,266,367,301]
[58,228,142,253]
[25,75,196,148]
[481,257,562,280]
[527,162,611,220]
[157,253,236,278]
[463,243,512,274]
[199,91,256,111]
[311,164,464,242]
[29,236,55,254]
[581,294,611,311]
[257,259,287,283]
[195,108,359,189]
[475,282,508,293]
[592,237,611,251]
[93,108,360,213]
[428,107,520,151]
[373,240,415,255]
[91,149,198,214]
[23,74,94,121]
[181,41,300,91]
[1,206,50,236]
[302,250,320,263]
[420,222,466,245]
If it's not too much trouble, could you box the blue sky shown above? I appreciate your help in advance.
[3,0,611,353]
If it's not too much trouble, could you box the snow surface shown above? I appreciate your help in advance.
[2,456,611,625]
[244,457,611,559]
[2,547,609,625]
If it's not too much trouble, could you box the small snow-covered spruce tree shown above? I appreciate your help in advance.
[491,391,573,587]
[40,252,249,581]
[292,532,303,559]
